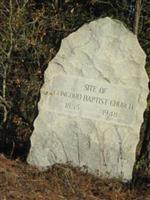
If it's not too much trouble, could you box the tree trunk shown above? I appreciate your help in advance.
[134,0,142,36]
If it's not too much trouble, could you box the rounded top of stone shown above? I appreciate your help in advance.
[45,17,148,87]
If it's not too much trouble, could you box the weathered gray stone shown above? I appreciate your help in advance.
[27,17,148,180]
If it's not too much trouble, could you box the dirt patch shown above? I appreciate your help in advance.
[0,155,149,200]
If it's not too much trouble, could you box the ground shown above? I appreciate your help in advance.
[0,155,149,200]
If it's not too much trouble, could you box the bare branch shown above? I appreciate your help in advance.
[2,66,8,123]
[22,0,29,9]
[7,0,13,58]
[2,0,13,123]
[0,95,11,109]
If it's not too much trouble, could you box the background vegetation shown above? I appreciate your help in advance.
[0,0,149,183]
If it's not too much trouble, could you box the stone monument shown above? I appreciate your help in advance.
[27,17,148,180]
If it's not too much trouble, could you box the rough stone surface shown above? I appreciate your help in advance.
[27,17,148,180]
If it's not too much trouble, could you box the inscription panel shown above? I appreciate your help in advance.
[42,74,139,127]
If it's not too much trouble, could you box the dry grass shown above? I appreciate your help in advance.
[0,155,149,200]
